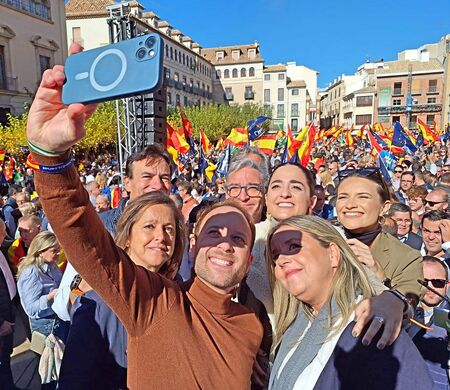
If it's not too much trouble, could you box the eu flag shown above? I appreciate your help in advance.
[392,122,417,154]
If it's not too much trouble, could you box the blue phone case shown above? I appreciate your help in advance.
[62,34,163,105]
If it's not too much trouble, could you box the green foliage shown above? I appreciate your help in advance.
[167,103,266,140]
[0,112,28,156]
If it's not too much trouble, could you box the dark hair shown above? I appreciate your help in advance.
[125,144,171,178]
[422,255,449,280]
[115,192,185,280]
[193,199,256,252]
[421,210,450,226]
[178,180,193,194]
[401,171,415,180]
[386,203,412,218]
[8,184,22,197]
[269,162,315,198]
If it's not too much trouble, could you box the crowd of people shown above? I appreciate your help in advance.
[2,50,450,390]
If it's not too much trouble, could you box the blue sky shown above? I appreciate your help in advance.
[138,0,450,87]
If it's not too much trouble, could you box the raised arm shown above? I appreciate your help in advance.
[26,45,176,336]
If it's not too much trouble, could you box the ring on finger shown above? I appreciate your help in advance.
[374,315,385,325]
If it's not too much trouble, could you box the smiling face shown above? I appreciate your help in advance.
[421,261,449,308]
[336,177,385,233]
[270,226,339,311]
[266,165,316,221]
[127,204,176,272]
[422,218,444,256]
[192,206,253,294]
[225,167,265,223]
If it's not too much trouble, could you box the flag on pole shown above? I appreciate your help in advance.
[297,123,317,167]
[391,122,417,155]
[217,144,232,177]
[247,115,269,141]
[224,128,248,147]
[178,103,194,138]
[418,118,439,143]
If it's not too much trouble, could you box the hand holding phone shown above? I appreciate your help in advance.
[62,34,163,105]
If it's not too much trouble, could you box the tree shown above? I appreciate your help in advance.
[167,103,266,140]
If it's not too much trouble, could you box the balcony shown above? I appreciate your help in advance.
[0,0,51,20]
[427,86,439,95]
[175,81,183,90]
[224,92,234,101]
[378,103,442,115]
[183,84,191,92]
[0,76,18,92]
[244,91,255,100]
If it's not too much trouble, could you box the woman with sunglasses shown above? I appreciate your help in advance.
[247,163,408,352]
[266,216,432,390]
[336,167,423,300]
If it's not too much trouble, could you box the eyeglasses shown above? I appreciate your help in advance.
[394,170,403,173]
[400,180,414,184]
[424,199,446,207]
[424,278,447,288]
[225,184,263,198]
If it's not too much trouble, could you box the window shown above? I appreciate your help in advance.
[224,69,230,78]
[164,67,170,79]
[248,49,256,59]
[292,89,299,96]
[426,114,435,126]
[39,55,51,76]
[72,27,81,44]
[392,116,401,124]
[165,44,169,57]
[216,70,221,79]
[232,50,240,60]
[277,104,285,117]
[355,114,372,125]
[428,97,437,104]
[245,86,254,100]
[182,75,187,85]
[291,119,298,132]
[176,94,180,104]
[183,53,185,65]
[356,96,373,107]
[291,103,299,117]
[174,72,179,82]
[170,47,173,59]
[278,88,284,101]
[241,68,246,77]
[184,96,188,106]
[216,51,224,60]
[249,67,255,77]
[428,79,437,93]
[264,74,270,81]
[174,50,178,61]
[264,89,270,102]
[393,82,402,95]
[167,92,172,105]
[190,78,194,87]
[264,104,272,115]
[232,68,238,78]
[225,87,233,101]
[392,99,402,106]
[278,73,285,80]
[410,115,417,128]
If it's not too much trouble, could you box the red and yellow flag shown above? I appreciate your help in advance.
[178,104,194,138]
[0,150,5,166]
[224,127,248,147]
[199,129,211,154]
[252,133,277,155]
[345,128,354,147]
[297,123,317,167]
[418,118,439,142]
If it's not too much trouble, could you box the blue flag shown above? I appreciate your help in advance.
[379,150,398,171]
[377,156,393,187]
[248,116,269,141]
[392,122,417,154]
[217,144,231,177]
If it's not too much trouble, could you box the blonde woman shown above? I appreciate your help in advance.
[17,231,67,340]
[266,216,431,390]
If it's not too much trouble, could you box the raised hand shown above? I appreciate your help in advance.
[26,43,97,154]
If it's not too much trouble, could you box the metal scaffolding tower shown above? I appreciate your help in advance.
[106,2,167,174]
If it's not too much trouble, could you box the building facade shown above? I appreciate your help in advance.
[375,59,444,129]
[262,62,318,131]
[342,87,376,129]
[0,0,67,124]
[201,43,264,105]
[65,0,214,108]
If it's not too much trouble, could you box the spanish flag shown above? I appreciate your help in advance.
[252,133,277,155]
[345,128,354,147]
[224,127,248,147]
[199,129,211,154]
[297,123,317,167]
[0,150,6,166]
[178,103,194,138]
[418,118,439,142]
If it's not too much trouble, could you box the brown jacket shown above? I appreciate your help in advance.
[371,231,423,297]
[33,152,263,390]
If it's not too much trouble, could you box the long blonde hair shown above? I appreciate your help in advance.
[266,215,374,351]
[17,231,58,278]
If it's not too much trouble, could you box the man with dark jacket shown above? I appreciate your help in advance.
[0,219,16,389]
[2,185,25,237]
[386,203,423,251]
[99,144,171,237]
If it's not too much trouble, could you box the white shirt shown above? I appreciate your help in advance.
[51,262,78,322]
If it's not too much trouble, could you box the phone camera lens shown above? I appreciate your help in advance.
[145,36,155,49]
[136,47,146,60]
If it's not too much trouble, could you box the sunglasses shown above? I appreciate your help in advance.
[424,278,447,288]
[424,200,446,207]
[394,170,403,173]
[338,166,380,180]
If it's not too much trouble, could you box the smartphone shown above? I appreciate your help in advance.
[62,33,163,105]
[433,307,450,330]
